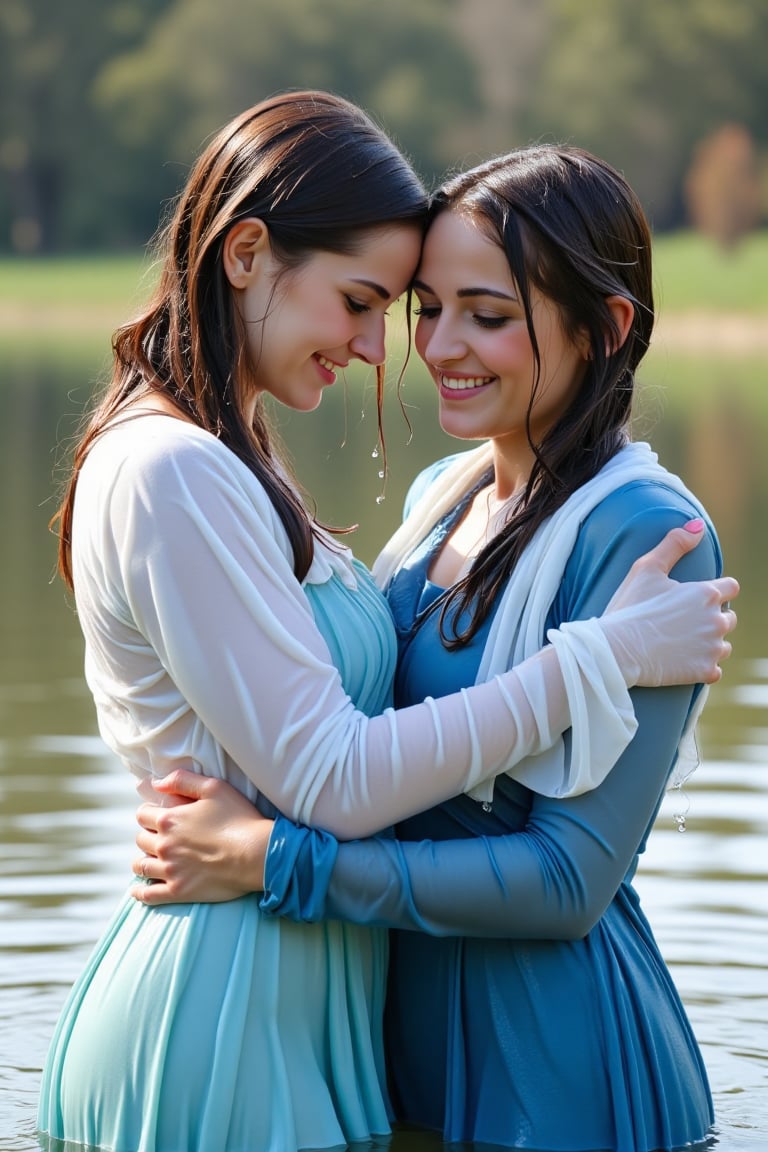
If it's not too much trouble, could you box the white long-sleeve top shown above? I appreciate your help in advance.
[71,415,634,838]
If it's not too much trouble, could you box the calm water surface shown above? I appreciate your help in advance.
[1,351,766,1150]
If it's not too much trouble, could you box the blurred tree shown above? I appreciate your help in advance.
[2,0,767,250]
[93,0,482,246]
[517,0,768,228]
[684,124,763,248]
[0,0,172,252]
[448,0,552,165]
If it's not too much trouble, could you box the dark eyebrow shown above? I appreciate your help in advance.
[349,278,390,300]
[457,286,517,301]
[412,278,516,303]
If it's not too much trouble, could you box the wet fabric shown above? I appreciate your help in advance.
[263,475,719,1151]
[38,417,636,1151]
[37,563,395,1152]
[377,478,716,1149]
[38,418,402,1151]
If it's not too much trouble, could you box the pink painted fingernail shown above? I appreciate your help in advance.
[684,518,705,533]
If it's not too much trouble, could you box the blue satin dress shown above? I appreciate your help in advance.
[262,477,719,1151]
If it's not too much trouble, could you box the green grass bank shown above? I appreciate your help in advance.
[0,231,765,363]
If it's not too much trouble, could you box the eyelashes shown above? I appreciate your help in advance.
[472,315,508,330]
[344,295,371,315]
[413,305,508,330]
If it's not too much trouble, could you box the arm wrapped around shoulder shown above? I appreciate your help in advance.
[593,521,737,687]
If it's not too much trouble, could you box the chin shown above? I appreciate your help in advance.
[292,390,326,413]
[438,414,485,442]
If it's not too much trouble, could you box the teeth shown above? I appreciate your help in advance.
[440,375,494,391]
[317,355,337,372]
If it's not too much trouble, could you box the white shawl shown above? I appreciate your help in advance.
[373,440,709,803]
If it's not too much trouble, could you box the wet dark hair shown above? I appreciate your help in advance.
[426,144,655,647]
[53,90,428,589]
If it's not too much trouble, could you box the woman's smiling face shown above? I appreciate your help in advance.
[226,220,423,415]
[413,209,587,454]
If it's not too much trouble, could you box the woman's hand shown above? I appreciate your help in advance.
[130,771,273,906]
[600,519,738,687]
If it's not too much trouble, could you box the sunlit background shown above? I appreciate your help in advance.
[1,2,766,1149]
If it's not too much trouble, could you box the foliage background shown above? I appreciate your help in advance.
[0,0,766,253]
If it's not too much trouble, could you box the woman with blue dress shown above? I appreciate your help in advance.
[131,145,738,1151]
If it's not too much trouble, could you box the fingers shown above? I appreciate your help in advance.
[135,827,157,856]
[136,801,161,833]
[152,768,209,801]
[135,811,172,874]
[638,520,706,577]
[712,576,740,606]
[639,527,739,610]
[699,609,736,682]
[130,850,181,906]
[131,852,162,882]
[130,877,175,906]
[699,601,737,683]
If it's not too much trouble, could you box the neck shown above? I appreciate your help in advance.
[489,437,535,501]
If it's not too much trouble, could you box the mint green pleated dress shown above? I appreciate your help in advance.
[38,565,394,1152]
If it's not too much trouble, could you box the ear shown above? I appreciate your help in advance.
[604,294,635,355]
[222,217,271,288]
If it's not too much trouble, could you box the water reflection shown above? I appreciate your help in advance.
[1,356,766,1150]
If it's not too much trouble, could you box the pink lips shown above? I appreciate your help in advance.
[314,354,343,384]
[437,373,495,400]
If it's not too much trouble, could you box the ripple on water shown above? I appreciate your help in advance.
[2,746,767,1151]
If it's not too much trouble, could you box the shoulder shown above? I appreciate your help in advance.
[86,414,233,483]
[86,415,268,502]
[556,478,721,621]
[80,414,289,547]
[578,479,720,574]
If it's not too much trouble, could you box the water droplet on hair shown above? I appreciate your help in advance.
[482,801,492,813]
[371,448,379,459]
[378,470,385,479]
[375,495,385,505]
[674,813,687,833]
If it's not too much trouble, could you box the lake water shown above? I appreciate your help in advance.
[1,343,766,1150]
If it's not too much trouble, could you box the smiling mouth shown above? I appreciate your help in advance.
[440,374,495,392]
[316,354,345,374]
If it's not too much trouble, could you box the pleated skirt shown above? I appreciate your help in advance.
[38,891,390,1152]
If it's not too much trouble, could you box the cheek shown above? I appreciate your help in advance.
[414,319,431,363]
[479,333,532,384]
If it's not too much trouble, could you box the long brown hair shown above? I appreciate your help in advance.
[53,90,427,589]
[427,145,655,647]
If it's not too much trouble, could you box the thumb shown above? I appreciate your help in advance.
[152,768,208,801]
[640,519,705,578]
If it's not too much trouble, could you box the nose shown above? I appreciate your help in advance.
[349,314,387,366]
[418,313,465,367]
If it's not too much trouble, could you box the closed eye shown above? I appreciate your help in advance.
[345,295,371,315]
[473,314,508,329]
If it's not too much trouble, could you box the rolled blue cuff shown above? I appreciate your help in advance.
[259,815,339,922]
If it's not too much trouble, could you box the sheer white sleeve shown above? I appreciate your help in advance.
[72,423,627,838]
